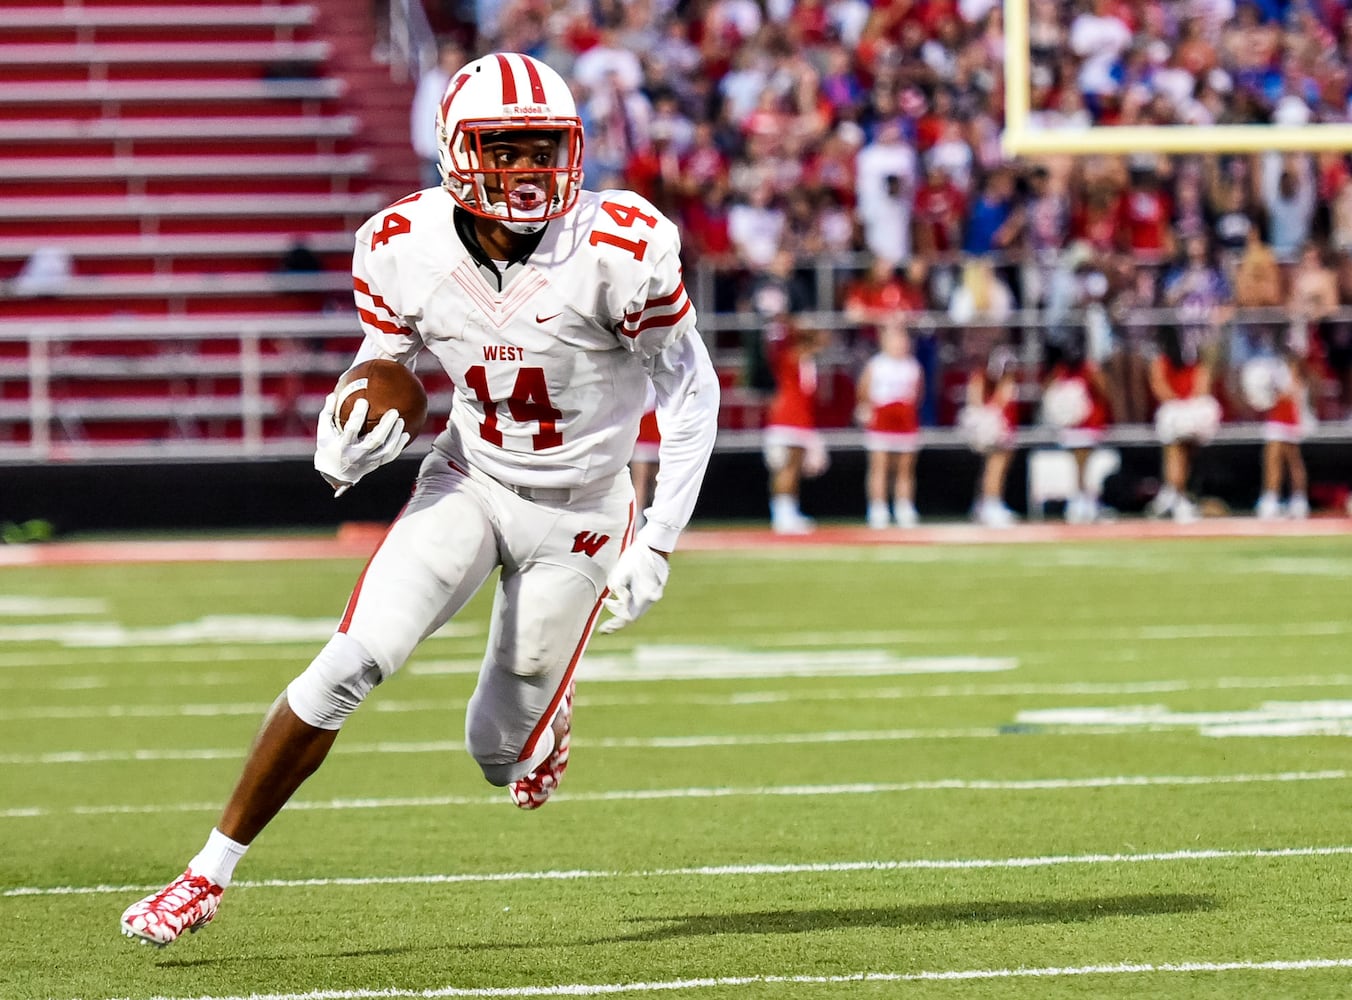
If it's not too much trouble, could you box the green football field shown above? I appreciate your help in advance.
[2,532,1351,999]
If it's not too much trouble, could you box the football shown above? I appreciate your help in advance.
[334,359,429,439]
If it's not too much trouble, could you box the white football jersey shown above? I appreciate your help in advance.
[865,355,922,406]
[347,186,718,550]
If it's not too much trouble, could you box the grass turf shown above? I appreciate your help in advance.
[1,534,1351,999]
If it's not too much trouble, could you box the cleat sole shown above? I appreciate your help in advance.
[121,924,168,948]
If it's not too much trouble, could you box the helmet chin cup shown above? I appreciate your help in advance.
[480,194,551,234]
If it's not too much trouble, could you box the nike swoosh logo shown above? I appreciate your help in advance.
[536,312,562,323]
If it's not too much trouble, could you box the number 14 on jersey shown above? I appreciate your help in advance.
[588,200,657,261]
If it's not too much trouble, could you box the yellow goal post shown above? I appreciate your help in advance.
[1001,0,1352,155]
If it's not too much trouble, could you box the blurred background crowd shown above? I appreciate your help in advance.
[419,0,1352,437]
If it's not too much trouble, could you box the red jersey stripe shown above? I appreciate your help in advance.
[353,277,400,320]
[623,281,687,321]
[357,308,406,335]
[620,297,692,338]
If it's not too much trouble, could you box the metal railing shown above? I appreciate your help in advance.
[2,251,1350,464]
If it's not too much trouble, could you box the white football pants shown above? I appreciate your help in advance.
[336,447,634,783]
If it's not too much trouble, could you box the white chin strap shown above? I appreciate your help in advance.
[502,219,548,235]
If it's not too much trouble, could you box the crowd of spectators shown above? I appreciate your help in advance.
[422,0,1352,430]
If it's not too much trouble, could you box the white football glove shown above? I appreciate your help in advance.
[314,392,410,497]
[599,544,670,634]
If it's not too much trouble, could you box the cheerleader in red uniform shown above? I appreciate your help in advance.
[1148,325,1220,523]
[856,321,924,528]
[1041,332,1113,523]
[763,321,830,534]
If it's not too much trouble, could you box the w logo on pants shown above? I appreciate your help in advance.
[571,531,610,557]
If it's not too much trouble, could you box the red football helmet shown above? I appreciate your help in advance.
[436,53,585,229]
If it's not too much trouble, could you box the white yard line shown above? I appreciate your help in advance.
[80,959,1352,999]
[0,618,1346,674]
[1,770,1343,820]
[0,725,1186,765]
[743,622,1352,647]
[12,845,1352,899]
[8,673,1352,715]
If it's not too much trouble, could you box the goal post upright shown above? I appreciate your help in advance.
[1000,0,1352,155]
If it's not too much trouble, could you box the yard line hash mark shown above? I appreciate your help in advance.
[2,770,1344,820]
[12,844,1352,898]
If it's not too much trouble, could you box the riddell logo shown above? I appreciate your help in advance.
[571,531,610,557]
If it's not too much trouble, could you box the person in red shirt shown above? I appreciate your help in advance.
[676,122,730,206]
[681,184,735,267]
[913,162,967,255]
[1148,325,1219,522]
[843,256,927,350]
[1071,180,1124,256]
[1117,167,1174,264]
[763,321,831,534]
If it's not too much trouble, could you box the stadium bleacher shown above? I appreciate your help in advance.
[0,0,421,457]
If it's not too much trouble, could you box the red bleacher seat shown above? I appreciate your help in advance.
[0,1,427,458]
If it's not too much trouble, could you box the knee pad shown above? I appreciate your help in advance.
[286,633,383,730]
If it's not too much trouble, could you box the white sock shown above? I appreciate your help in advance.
[189,828,249,888]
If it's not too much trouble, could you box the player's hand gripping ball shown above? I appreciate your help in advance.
[335,359,429,440]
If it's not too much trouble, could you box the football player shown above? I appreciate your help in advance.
[120,52,720,947]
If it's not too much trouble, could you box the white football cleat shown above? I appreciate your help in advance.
[120,867,223,947]
[510,683,573,810]
[893,502,919,528]
[1287,494,1310,520]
